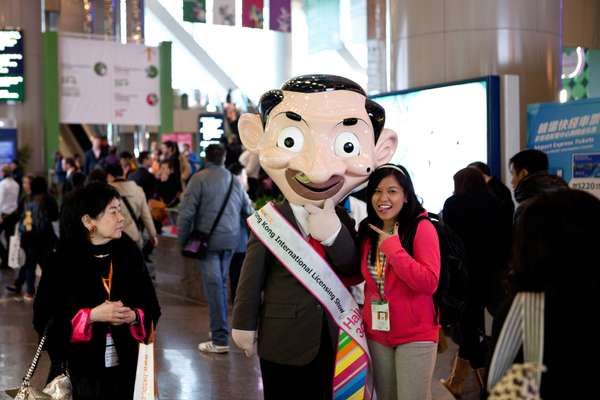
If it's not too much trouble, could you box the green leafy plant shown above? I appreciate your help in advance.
[253,194,284,210]
[16,145,31,170]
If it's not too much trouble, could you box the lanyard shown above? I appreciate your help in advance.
[375,247,386,279]
[101,261,113,300]
[374,247,387,300]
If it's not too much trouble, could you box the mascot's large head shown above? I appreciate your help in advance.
[238,74,398,206]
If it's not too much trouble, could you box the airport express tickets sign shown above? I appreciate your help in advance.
[528,97,600,199]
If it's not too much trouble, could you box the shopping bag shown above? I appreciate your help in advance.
[133,327,157,400]
[487,292,545,399]
[8,225,25,269]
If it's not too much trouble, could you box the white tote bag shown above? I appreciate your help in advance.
[8,224,25,269]
[133,328,157,400]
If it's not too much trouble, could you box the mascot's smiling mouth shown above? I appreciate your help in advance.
[285,169,345,201]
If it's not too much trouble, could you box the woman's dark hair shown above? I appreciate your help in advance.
[30,176,48,196]
[60,182,121,244]
[453,167,488,195]
[86,168,107,185]
[358,164,424,264]
[511,189,600,294]
[467,161,491,176]
[71,171,86,190]
[164,140,179,156]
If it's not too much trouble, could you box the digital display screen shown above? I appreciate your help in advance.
[0,128,17,164]
[371,77,499,213]
[198,113,225,157]
[0,30,24,102]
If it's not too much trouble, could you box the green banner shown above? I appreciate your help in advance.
[183,0,206,23]
[159,42,173,135]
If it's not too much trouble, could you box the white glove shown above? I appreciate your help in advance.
[232,329,257,357]
[305,199,342,243]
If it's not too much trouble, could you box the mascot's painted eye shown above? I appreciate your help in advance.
[277,126,305,153]
[334,132,360,157]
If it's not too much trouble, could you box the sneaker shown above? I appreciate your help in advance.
[197,341,229,354]
[23,293,34,302]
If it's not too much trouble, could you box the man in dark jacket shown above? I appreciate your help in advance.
[509,149,569,221]
[509,148,549,190]
[84,136,107,175]
[468,161,514,218]
[177,144,252,354]
[128,151,157,201]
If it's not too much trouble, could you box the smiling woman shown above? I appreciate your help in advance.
[358,163,441,400]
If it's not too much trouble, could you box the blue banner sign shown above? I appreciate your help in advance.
[528,98,600,196]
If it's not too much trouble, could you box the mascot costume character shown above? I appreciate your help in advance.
[232,75,398,400]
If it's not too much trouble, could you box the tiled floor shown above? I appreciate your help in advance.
[0,239,483,400]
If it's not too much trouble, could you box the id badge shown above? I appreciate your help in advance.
[371,301,390,331]
[104,333,120,368]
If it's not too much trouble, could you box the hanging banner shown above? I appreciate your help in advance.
[213,0,235,26]
[269,0,291,32]
[242,0,264,29]
[60,37,160,125]
[183,0,206,23]
[528,98,600,198]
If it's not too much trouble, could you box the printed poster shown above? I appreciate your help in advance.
[60,37,160,125]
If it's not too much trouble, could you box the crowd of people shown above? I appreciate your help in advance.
[1,124,597,399]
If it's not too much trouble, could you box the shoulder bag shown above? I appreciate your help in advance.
[487,292,546,400]
[5,323,71,400]
[182,173,234,259]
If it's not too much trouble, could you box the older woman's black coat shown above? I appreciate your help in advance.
[34,235,161,399]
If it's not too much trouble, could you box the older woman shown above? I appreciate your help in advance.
[34,182,161,399]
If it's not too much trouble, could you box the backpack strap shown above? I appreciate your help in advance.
[400,214,431,256]
[121,195,144,232]
[206,172,235,239]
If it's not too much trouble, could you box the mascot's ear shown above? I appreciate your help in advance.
[238,113,264,153]
[374,128,398,166]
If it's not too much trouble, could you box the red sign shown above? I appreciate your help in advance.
[161,132,193,151]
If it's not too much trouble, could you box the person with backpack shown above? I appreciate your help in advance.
[6,176,59,300]
[358,164,440,400]
[105,163,158,251]
[441,167,506,398]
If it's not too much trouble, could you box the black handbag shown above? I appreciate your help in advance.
[182,173,234,259]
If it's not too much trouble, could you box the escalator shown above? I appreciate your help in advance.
[59,124,98,157]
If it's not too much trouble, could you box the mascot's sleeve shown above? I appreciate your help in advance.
[232,232,268,331]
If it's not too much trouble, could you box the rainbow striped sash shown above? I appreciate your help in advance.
[333,332,370,400]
